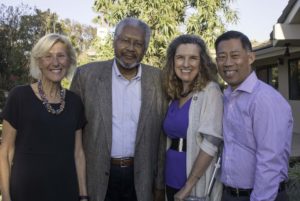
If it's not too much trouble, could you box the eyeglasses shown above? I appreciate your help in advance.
[41,53,68,62]
[117,37,144,49]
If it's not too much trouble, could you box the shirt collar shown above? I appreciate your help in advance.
[224,71,258,97]
[113,59,142,80]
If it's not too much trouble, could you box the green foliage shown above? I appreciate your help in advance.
[93,34,114,61]
[92,0,238,68]
[0,3,97,91]
[289,161,300,179]
[61,19,97,57]
[0,90,8,119]
[0,4,38,90]
[287,161,300,200]
[61,78,71,89]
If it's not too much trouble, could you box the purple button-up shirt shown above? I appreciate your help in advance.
[221,72,293,201]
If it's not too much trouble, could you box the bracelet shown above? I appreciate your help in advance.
[79,195,90,201]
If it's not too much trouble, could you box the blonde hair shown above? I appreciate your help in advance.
[30,33,77,79]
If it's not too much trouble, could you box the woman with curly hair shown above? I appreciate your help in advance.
[163,34,223,201]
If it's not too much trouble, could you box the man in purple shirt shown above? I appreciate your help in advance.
[215,30,293,201]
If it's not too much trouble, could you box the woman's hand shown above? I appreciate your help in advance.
[174,183,193,201]
[175,149,214,200]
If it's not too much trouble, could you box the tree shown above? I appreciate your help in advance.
[0,4,67,90]
[61,19,97,63]
[0,4,37,90]
[93,0,238,68]
[0,3,97,92]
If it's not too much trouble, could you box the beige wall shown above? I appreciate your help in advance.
[275,58,300,134]
[278,58,289,99]
[278,57,300,134]
[285,53,300,134]
[254,49,300,134]
[290,101,300,134]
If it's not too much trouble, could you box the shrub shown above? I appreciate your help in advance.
[287,160,300,200]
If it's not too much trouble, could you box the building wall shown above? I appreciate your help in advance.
[278,58,289,98]
[254,50,300,134]
[286,53,300,134]
[279,58,300,134]
[290,101,300,133]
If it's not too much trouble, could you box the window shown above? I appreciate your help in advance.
[289,58,300,100]
[256,64,278,89]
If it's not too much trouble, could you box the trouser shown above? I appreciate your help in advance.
[104,164,137,201]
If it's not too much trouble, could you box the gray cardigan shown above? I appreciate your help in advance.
[167,81,223,200]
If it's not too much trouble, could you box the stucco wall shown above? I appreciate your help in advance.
[290,101,300,134]
[254,52,300,134]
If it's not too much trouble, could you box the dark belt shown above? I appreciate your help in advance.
[111,157,134,168]
[224,181,286,197]
[223,186,252,197]
[170,138,186,152]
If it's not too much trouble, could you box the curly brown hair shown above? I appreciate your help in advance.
[163,34,217,100]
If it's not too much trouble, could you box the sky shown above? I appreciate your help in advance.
[0,0,290,42]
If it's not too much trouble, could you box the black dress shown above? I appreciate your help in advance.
[2,85,86,201]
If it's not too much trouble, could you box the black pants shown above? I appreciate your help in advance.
[166,185,180,201]
[221,189,289,201]
[104,165,137,201]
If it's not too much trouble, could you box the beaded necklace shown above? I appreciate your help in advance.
[37,80,66,115]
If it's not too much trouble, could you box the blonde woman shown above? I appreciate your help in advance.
[0,34,88,201]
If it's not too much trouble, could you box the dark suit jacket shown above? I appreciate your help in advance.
[70,60,166,201]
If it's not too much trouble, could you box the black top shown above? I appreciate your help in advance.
[2,85,86,201]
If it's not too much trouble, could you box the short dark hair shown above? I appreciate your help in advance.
[163,34,217,100]
[214,30,252,52]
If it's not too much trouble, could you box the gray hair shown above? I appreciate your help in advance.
[114,17,151,50]
[30,33,77,80]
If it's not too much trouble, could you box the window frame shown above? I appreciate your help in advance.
[288,58,300,100]
[256,63,278,90]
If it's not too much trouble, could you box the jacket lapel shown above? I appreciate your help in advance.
[136,65,155,144]
[95,61,113,153]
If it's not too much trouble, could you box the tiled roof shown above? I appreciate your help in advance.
[270,0,298,40]
[277,0,298,23]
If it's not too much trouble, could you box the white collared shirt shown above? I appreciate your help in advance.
[111,60,142,157]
